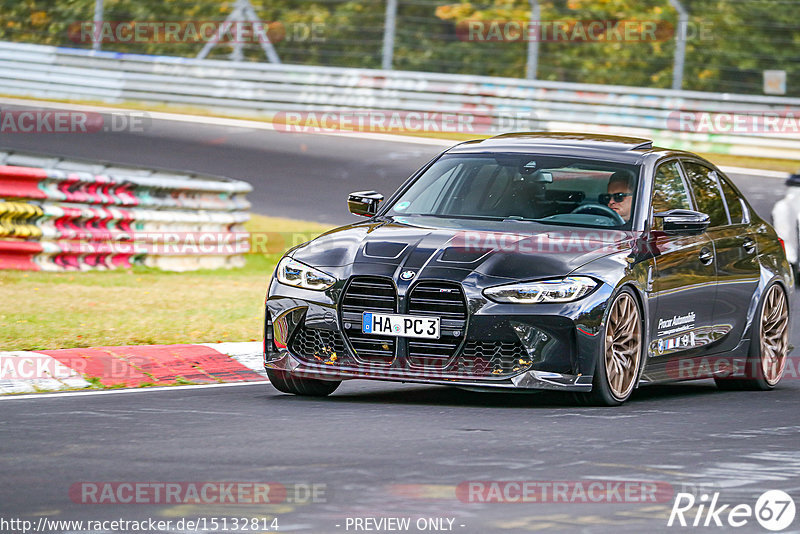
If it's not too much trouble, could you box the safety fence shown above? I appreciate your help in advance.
[0,150,252,271]
[1,41,799,161]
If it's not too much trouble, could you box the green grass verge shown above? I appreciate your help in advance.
[695,153,798,174]
[0,214,333,351]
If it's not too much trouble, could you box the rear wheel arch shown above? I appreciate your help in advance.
[749,276,791,348]
[716,280,790,391]
[742,272,792,348]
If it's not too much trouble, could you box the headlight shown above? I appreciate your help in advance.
[276,257,336,291]
[483,276,597,304]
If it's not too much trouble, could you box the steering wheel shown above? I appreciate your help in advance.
[571,203,625,225]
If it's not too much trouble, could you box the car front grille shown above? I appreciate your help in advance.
[340,276,397,364]
[458,341,532,377]
[327,277,528,379]
[406,281,468,367]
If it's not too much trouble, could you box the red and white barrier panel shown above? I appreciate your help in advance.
[0,161,253,271]
[0,165,251,210]
[0,342,265,394]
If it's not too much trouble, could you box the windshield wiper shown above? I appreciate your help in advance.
[503,216,548,223]
[412,213,507,221]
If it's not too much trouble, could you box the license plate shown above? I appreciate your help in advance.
[362,312,440,339]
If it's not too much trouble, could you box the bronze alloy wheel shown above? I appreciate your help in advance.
[604,292,642,400]
[759,284,789,386]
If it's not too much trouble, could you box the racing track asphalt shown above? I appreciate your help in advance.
[1,111,799,533]
[0,104,783,226]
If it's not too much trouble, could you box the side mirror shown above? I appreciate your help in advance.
[653,209,710,235]
[348,190,384,217]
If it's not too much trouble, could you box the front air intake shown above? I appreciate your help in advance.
[289,324,347,364]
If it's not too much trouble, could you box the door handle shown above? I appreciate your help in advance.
[742,238,756,254]
[699,247,714,265]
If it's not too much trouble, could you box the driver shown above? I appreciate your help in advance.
[603,171,635,222]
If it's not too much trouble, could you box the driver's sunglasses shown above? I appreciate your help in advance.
[599,192,633,204]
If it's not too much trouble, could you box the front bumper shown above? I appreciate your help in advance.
[265,274,612,392]
[266,352,594,391]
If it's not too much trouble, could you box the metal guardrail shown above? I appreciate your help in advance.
[0,149,252,272]
[0,40,799,161]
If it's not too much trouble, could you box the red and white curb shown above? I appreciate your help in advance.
[0,342,266,394]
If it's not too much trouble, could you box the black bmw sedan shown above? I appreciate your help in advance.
[264,133,792,405]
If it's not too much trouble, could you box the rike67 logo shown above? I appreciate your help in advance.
[668,490,796,531]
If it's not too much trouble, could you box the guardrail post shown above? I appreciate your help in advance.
[197,0,280,63]
[526,0,540,79]
[230,0,246,62]
[93,0,103,51]
[241,0,281,64]
[668,0,688,90]
[382,0,398,70]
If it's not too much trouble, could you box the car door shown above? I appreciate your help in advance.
[682,160,761,354]
[648,160,718,362]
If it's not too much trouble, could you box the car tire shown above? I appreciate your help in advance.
[266,368,341,396]
[714,283,789,391]
[577,288,644,406]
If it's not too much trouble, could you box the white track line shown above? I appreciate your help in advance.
[0,351,91,394]
[201,341,267,377]
[0,380,267,401]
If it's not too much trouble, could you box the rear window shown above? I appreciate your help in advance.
[682,161,729,227]
[718,173,746,224]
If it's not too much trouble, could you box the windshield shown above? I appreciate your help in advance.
[387,154,641,229]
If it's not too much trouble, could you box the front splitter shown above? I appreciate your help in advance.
[265,353,593,392]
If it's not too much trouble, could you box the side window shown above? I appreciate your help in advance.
[717,174,746,224]
[652,161,692,214]
[683,161,729,227]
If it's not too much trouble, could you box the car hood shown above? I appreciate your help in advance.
[289,216,636,282]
